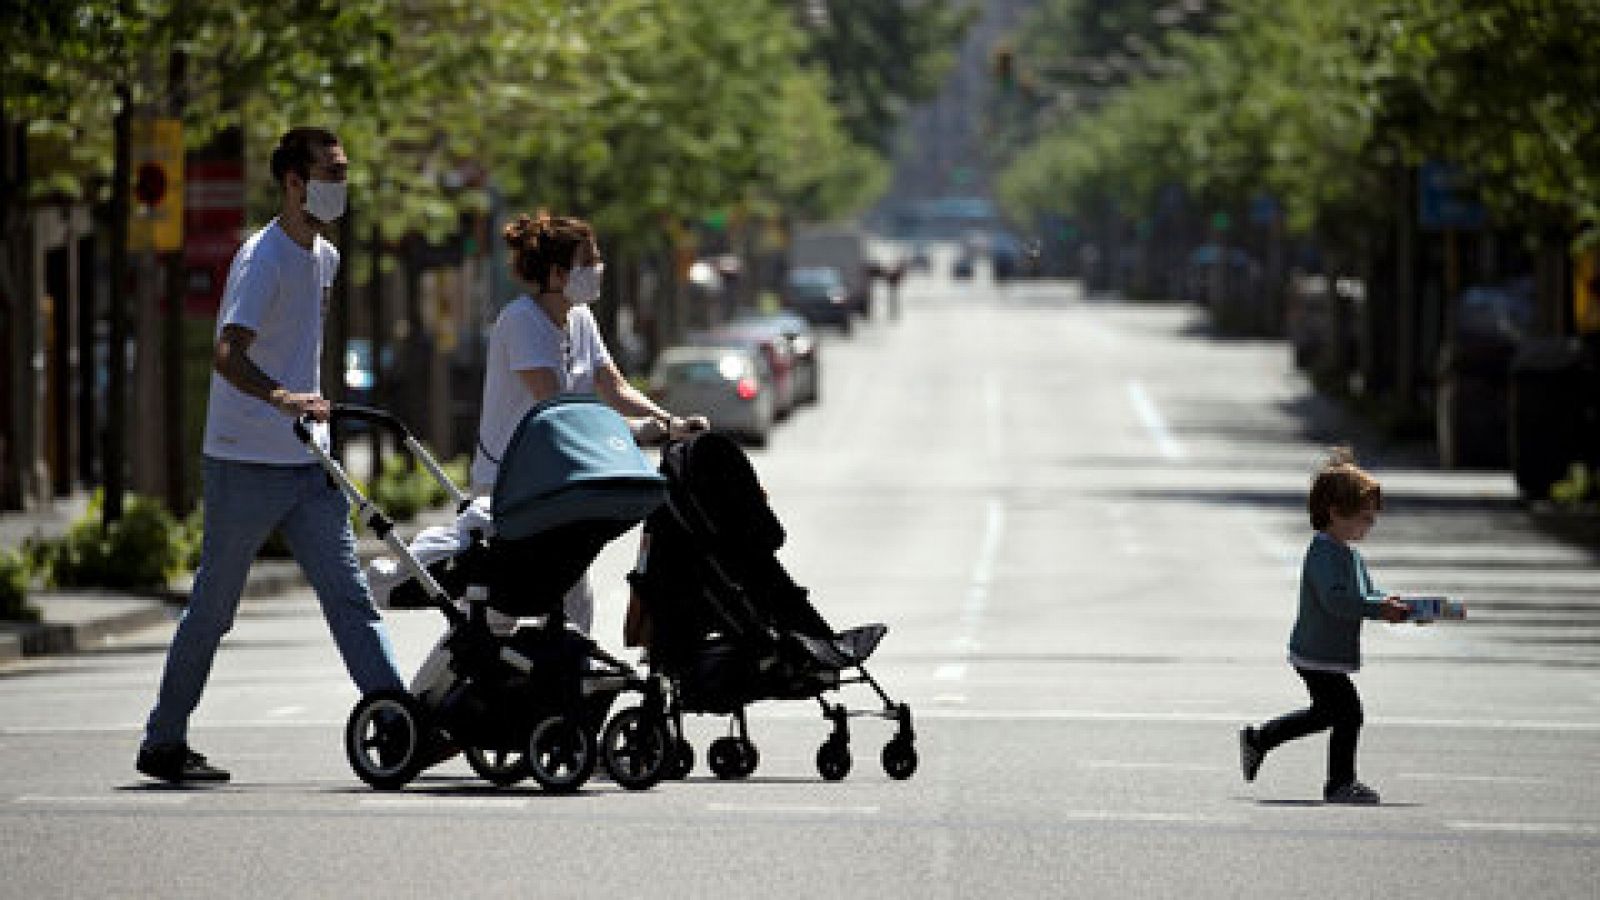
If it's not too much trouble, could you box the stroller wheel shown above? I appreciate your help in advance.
[600,707,670,791]
[527,716,596,793]
[465,747,530,787]
[881,738,918,780]
[816,738,851,782]
[709,736,759,780]
[666,738,695,779]
[346,690,429,791]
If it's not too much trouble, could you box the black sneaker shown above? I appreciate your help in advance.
[136,743,231,784]
[1324,780,1381,805]
[1238,727,1265,783]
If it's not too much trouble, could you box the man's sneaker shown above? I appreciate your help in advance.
[136,743,231,784]
[1238,727,1265,783]
[1324,780,1381,805]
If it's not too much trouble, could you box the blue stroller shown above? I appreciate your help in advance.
[295,395,673,793]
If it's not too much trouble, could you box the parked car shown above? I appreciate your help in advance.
[784,266,852,332]
[1436,276,1535,469]
[648,345,775,446]
[690,325,797,418]
[731,311,819,406]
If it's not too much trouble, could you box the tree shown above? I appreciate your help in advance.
[804,0,975,153]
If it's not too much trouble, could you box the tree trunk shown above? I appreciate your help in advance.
[162,51,190,513]
[104,85,132,523]
[0,110,37,511]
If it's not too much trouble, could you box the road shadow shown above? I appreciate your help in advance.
[1251,797,1426,810]
[115,782,232,793]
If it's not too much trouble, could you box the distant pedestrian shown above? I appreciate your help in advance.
[1238,448,1409,804]
[137,127,405,783]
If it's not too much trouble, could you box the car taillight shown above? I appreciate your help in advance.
[736,377,759,400]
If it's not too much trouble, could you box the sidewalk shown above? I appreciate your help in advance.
[0,490,458,668]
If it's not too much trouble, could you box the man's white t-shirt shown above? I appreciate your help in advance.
[202,219,336,464]
[470,296,613,490]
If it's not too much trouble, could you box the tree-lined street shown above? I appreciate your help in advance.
[3,264,1596,897]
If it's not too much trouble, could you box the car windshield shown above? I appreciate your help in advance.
[788,267,842,291]
[663,353,746,383]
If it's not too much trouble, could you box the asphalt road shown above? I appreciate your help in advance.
[3,262,1597,899]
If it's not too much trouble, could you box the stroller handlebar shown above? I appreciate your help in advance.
[334,403,412,441]
[292,403,413,446]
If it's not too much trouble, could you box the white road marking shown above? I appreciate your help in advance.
[8,709,1598,735]
[360,795,530,810]
[1399,773,1553,785]
[984,373,1004,459]
[1083,321,1119,349]
[1080,760,1229,774]
[15,794,191,806]
[1057,810,1245,826]
[1446,821,1600,836]
[1126,379,1186,460]
[946,497,1005,663]
[903,709,1600,732]
[706,803,879,816]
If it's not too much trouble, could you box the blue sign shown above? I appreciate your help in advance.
[1419,161,1487,230]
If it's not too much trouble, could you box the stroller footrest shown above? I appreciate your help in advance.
[792,624,886,670]
[835,624,887,663]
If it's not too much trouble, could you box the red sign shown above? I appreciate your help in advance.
[183,159,245,317]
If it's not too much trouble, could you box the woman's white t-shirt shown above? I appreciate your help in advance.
[470,296,612,490]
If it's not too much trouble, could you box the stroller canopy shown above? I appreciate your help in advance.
[492,394,667,541]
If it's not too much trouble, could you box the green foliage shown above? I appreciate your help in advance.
[30,491,193,591]
[998,0,1600,246]
[3,0,965,270]
[1550,463,1594,508]
[804,0,975,152]
[1379,0,1600,228]
[359,454,469,524]
[0,548,37,622]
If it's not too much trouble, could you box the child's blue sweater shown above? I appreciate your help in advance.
[1289,532,1388,671]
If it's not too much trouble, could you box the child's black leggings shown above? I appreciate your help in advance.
[1257,667,1364,790]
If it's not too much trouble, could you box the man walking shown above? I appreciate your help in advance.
[137,127,405,783]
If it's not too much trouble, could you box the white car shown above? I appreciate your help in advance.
[648,345,776,446]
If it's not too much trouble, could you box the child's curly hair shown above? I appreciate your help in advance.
[502,212,595,292]
[1308,446,1383,530]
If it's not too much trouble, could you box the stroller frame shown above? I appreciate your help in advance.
[295,404,672,793]
[633,431,918,781]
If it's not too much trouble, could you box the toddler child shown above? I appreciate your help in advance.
[1239,449,1409,804]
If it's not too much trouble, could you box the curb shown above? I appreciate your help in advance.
[0,590,175,660]
[0,509,451,667]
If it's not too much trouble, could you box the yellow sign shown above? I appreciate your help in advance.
[129,118,183,252]
[1576,246,1599,335]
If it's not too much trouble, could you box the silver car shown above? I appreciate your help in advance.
[648,345,776,446]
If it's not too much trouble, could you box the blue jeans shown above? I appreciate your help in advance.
[144,457,404,746]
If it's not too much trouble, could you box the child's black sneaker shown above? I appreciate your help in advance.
[136,743,231,783]
[1324,780,1380,805]
[1238,727,1264,782]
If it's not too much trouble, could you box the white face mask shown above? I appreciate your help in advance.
[304,178,347,223]
[564,264,603,305]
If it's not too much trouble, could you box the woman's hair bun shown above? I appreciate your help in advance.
[502,212,595,290]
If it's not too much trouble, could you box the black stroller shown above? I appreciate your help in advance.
[295,395,674,793]
[629,431,917,781]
